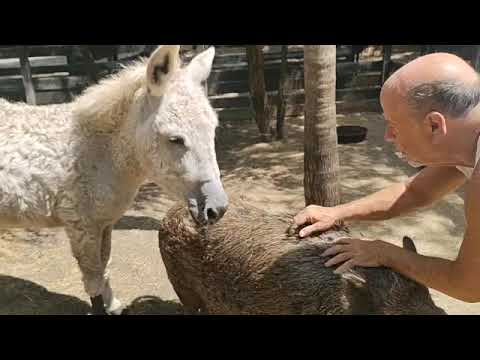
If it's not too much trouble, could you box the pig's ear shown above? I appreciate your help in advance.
[402,236,418,253]
[341,270,367,288]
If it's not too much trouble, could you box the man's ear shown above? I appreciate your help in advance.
[424,111,447,139]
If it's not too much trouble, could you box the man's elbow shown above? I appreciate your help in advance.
[456,291,480,304]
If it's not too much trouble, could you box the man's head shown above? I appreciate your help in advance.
[380,52,480,167]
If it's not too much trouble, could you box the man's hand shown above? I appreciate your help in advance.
[294,205,341,238]
[321,237,388,274]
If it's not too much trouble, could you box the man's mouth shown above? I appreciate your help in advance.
[394,150,407,160]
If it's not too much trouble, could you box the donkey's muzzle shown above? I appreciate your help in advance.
[188,180,229,226]
[206,204,227,224]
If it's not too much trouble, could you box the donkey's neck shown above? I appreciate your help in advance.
[110,115,150,186]
[72,60,153,186]
[72,60,147,134]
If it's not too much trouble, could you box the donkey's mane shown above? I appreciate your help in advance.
[72,58,149,132]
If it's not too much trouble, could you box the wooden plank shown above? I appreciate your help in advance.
[0,45,143,60]
[216,107,253,121]
[286,99,381,116]
[0,56,137,77]
[204,47,352,67]
[0,45,72,59]
[183,47,305,62]
[18,47,36,105]
[210,86,381,109]
[216,99,381,121]
[0,75,88,93]
[1,89,82,105]
[207,69,382,96]
[209,60,384,83]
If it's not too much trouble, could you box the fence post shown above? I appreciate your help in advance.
[19,46,37,105]
[381,45,392,85]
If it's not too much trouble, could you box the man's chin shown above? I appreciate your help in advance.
[395,151,424,168]
[407,159,425,168]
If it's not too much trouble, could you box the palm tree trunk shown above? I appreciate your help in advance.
[304,45,340,207]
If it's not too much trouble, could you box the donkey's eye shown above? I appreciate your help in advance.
[169,136,185,146]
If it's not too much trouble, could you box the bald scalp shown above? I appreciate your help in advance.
[383,53,480,118]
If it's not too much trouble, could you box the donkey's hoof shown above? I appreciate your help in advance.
[87,311,108,316]
[106,297,124,315]
[90,295,109,315]
[89,296,124,315]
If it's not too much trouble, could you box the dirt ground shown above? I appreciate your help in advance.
[1,111,479,315]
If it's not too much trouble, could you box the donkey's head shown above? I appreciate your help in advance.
[136,45,228,225]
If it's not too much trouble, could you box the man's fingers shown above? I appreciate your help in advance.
[324,252,354,267]
[336,236,373,243]
[334,237,358,244]
[334,259,357,274]
[294,213,307,226]
[298,224,313,237]
[321,244,346,257]
[299,222,330,238]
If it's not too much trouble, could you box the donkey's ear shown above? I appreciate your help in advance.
[146,45,181,97]
[187,46,215,84]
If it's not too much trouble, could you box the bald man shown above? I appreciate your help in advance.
[294,52,480,303]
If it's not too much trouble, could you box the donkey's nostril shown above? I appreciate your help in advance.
[206,205,227,224]
[207,208,218,221]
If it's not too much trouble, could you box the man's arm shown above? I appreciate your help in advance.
[323,167,480,303]
[295,166,466,237]
[338,166,466,221]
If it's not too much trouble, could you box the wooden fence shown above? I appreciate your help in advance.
[1,45,477,120]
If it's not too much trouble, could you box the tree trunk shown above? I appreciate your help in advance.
[304,45,340,207]
[247,45,270,142]
[276,45,288,140]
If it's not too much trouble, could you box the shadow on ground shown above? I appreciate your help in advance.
[124,296,183,315]
[0,275,90,315]
[0,275,183,315]
[114,216,162,231]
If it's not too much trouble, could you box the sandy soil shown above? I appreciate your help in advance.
[1,112,479,315]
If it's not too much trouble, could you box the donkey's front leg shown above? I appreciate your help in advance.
[66,224,123,315]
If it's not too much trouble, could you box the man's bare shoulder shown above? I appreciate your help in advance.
[465,163,480,213]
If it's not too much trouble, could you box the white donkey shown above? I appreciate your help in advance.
[0,45,228,315]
